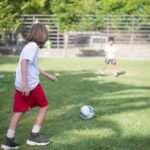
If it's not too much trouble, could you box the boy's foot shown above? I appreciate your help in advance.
[114,72,118,77]
[1,137,20,150]
[26,133,51,146]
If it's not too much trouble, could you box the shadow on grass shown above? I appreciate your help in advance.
[0,70,150,150]
[117,71,126,76]
[49,134,150,150]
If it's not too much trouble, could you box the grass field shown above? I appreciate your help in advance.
[0,56,150,150]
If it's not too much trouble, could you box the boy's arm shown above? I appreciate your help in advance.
[39,68,58,82]
[21,59,29,96]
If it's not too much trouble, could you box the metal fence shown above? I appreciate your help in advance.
[0,14,150,52]
[66,15,150,48]
[21,14,63,48]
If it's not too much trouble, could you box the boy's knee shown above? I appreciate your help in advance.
[45,105,49,110]
[42,105,49,111]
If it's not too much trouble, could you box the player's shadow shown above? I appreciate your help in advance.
[49,132,150,150]
[99,71,126,77]
[117,71,126,76]
[99,73,110,77]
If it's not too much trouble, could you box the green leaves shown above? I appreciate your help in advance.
[0,0,149,33]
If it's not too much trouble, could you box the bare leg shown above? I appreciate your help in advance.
[102,64,107,72]
[100,63,108,74]
[34,106,49,126]
[8,112,24,131]
[112,64,118,76]
[1,113,23,149]
[26,106,50,146]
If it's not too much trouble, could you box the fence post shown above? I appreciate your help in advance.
[57,18,60,49]
[64,32,68,57]
[130,16,135,45]
[106,15,109,37]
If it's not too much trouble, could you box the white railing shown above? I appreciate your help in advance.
[0,14,149,51]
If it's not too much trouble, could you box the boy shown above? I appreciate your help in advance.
[1,23,58,150]
[100,36,118,76]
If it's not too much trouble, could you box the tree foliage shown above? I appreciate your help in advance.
[0,0,149,32]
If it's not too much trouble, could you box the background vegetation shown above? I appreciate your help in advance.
[0,0,150,32]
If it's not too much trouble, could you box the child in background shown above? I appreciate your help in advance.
[1,23,57,150]
[100,36,118,76]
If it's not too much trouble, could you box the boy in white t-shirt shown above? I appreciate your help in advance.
[1,23,58,150]
[100,37,118,76]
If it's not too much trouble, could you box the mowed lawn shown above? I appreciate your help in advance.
[0,56,150,150]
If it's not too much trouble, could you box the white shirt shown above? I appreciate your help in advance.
[105,44,117,59]
[15,42,40,91]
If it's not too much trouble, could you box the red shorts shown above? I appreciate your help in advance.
[13,84,48,112]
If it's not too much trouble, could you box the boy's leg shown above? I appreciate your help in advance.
[1,112,23,150]
[34,105,48,127]
[100,59,108,74]
[8,112,23,131]
[112,64,118,76]
[101,64,107,73]
[32,105,49,134]
[26,84,51,146]
[111,59,118,76]
[27,106,50,146]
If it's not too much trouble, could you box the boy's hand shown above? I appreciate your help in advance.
[21,82,29,96]
[47,74,58,82]
[39,68,58,82]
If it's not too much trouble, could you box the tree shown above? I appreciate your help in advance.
[0,0,149,33]
[50,0,150,31]
[0,0,52,34]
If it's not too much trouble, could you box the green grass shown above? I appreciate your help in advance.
[0,56,150,150]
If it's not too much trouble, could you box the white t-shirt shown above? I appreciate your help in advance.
[104,44,117,59]
[15,42,40,91]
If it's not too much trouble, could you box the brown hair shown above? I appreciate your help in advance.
[108,36,115,42]
[26,23,48,48]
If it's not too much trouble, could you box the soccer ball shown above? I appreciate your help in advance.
[80,105,95,119]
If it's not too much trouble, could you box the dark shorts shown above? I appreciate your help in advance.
[13,84,48,112]
[105,58,116,65]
